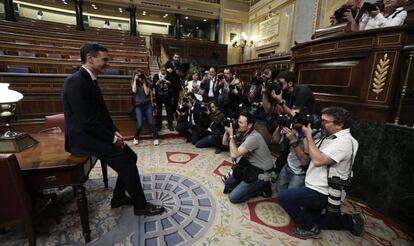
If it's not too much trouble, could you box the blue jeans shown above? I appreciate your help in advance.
[195,133,222,148]
[277,187,354,231]
[134,104,158,140]
[276,164,305,191]
[224,175,268,203]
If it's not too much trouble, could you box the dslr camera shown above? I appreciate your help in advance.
[138,73,146,81]
[225,118,238,129]
[292,112,321,129]
[275,113,321,129]
[249,102,263,116]
[265,79,282,95]
[250,75,268,86]
[217,73,225,81]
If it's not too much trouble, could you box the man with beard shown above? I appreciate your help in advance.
[269,71,315,117]
[277,107,364,239]
[165,53,182,114]
[222,112,274,203]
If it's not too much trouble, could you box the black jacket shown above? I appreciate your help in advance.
[62,67,117,156]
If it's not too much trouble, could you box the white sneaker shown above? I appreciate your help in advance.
[133,139,139,145]
[153,139,159,146]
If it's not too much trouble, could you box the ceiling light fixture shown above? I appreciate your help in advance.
[203,19,207,22]
[185,16,189,19]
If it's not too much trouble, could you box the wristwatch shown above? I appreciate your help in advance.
[229,135,234,139]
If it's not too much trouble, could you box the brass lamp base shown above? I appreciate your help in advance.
[0,132,38,153]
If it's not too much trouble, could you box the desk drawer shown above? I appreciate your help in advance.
[24,167,88,190]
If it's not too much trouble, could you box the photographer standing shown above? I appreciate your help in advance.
[131,70,159,146]
[165,53,182,114]
[267,71,314,117]
[153,65,174,131]
[222,112,274,203]
[277,107,364,239]
[200,67,218,103]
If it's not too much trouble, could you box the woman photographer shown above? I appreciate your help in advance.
[131,69,159,146]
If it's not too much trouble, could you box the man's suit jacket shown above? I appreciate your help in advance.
[201,78,218,102]
[62,67,117,156]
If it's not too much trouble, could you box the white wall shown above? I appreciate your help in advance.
[138,22,168,35]
[19,5,76,24]
[89,17,129,30]
[0,2,4,14]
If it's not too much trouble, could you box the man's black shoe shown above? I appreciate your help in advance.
[223,186,233,194]
[110,196,131,208]
[350,213,365,237]
[291,225,321,239]
[215,148,222,154]
[134,203,165,216]
[261,183,272,198]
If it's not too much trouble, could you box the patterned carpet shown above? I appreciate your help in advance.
[1,138,413,246]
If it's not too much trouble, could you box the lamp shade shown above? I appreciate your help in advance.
[0,83,23,103]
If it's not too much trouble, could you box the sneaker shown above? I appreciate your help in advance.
[133,139,139,145]
[350,213,365,237]
[291,225,321,239]
[214,148,222,154]
[153,139,159,146]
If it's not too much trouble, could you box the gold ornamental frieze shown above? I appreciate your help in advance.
[371,53,390,100]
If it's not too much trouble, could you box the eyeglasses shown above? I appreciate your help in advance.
[321,119,335,124]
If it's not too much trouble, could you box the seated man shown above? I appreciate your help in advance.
[277,107,364,239]
[222,112,274,203]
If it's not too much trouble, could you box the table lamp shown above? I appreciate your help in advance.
[0,83,38,152]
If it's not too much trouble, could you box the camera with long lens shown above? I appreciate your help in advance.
[292,113,321,129]
[249,101,263,116]
[182,96,190,104]
[138,73,146,81]
[326,176,352,223]
[250,75,267,86]
[265,79,282,95]
[361,1,384,12]
[225,118,238,129]
[217,73,225,81]
[275,114,292,128]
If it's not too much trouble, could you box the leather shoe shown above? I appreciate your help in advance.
[111,195,131,208]
[134,203,165,216]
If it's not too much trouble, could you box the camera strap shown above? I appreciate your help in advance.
[327,138,355,186]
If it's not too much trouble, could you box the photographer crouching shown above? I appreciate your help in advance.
[195,101,226,154]
[222,112,274,203]
[175,92,204,144]
[277,107,364,239]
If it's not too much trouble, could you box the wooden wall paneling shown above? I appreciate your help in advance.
[292,26,414,124]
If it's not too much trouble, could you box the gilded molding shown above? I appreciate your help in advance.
[372,53,390,100]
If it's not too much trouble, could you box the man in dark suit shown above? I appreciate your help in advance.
[165,53,182,114]
[62,43,164,216]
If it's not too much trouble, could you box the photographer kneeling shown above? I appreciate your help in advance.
[175,92,202,144]
[222,112,274,203]
[272,107,320,191]
[277,107,364,239]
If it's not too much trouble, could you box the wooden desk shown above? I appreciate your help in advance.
[15,132,96,243]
